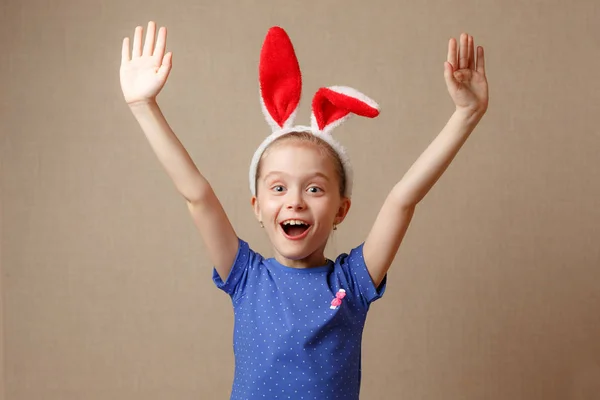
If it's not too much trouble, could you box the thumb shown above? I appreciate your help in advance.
[444,62,458,92]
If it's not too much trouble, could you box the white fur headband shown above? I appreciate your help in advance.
[249,27,380,198]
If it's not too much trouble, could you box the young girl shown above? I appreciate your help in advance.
[120,22,488,399]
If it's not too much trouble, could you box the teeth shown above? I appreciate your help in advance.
[282,219,307,226]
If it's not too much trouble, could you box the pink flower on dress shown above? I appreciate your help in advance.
[330,289,347,309]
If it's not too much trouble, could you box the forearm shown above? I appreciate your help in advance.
[129,100,210,202]
[392,109,484,207]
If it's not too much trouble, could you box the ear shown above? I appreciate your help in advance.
[311,86,380,135]
[334,197,352,225]
[259,27,302,132]
[251,196,261,221]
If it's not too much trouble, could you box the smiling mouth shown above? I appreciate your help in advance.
[280,220,311,239]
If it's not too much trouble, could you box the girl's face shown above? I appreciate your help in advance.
[251,142,351,268]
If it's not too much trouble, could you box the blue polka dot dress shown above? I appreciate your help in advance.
[213,239,386,400]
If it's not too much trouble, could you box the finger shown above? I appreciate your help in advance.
[158,52,173,79]
[121,37,130,65]
[132,26,143,58]
[459,33,468,69]
[476,46,485,75]
[143,21,156,56]
[154,26,167,59]
[468,35,475,70]
[447,38,457,69]
[162,52,172,68]
[444,61,459,92]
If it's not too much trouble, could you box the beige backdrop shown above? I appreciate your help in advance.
[2,0,600,399]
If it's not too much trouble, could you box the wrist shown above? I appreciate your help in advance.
[127,98,160,116]
[453,106,486,124]
[127,97,159,109]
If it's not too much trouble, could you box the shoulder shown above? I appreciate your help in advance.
[333,243,366,270]
[228,238,266,272]
[212,238,267,297]
[331,243,386,306]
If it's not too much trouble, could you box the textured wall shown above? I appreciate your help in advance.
[2,0,599,399]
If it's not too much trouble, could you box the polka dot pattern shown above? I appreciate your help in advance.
[213,239,386,400]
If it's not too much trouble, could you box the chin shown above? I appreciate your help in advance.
[274,245,313,261]
[274,239,328,263]
[268,225,329,262]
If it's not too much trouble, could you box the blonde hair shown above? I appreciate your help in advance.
[255,131,347,197]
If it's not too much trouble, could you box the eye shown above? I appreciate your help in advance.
[307,186,322,194]
[271,185,286,192]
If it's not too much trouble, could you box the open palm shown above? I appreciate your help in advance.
[444,33,488,115]
[120,21,172,105]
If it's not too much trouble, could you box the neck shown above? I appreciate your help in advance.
[273,249,328,269]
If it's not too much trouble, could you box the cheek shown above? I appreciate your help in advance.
[312,199,339,220]
[258,196,280,216]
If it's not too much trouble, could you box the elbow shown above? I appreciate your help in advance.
[184,189,211,206]
[177,177,213,205]
[389,186,419,210]
[180,185,212,205]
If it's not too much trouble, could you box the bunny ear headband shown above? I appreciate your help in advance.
[249,26,380,198]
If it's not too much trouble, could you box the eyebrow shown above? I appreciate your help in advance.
[263,171,331,182]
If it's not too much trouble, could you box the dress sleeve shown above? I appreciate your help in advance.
[337,243,386,307]
[212,238,255,301]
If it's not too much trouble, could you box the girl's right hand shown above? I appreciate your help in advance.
[120,21,172,105]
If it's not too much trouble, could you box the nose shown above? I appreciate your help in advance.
[285,189,306,210]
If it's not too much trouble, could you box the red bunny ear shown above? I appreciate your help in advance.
[311,86,380,134]
[259,27,302,131]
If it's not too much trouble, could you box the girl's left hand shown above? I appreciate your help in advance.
[444,33,489,116]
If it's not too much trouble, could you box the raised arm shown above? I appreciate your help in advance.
[363,33,489,287]
[120,22,238,280]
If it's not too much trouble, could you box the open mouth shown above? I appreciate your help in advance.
[280,219,311,239]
